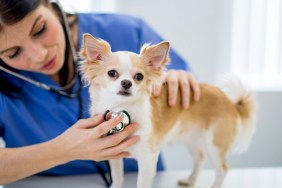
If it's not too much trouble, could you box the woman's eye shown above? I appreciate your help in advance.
[135,73,144,81]
[8,48,20,59]
[34,23,46,36]
[108,70,118,78]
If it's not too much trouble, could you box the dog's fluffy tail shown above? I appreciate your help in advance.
[214,74,258,154]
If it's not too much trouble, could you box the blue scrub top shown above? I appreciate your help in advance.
[0,13,190,176]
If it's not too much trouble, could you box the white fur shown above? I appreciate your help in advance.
[87,50,163,188]
[214,74,257,154]
[213,73,245,104]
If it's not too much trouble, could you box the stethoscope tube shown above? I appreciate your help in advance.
[0,65,82,99]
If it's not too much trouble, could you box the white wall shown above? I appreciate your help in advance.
[116,0,221,82]
[114,0,282,170]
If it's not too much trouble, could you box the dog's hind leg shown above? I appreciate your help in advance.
[178,146,205,187]
[136,151,159,188]
[206,143,228,188]
[109,159,124,188]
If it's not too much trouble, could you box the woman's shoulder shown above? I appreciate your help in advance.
[78,12,143,30]
[77,13,147,52]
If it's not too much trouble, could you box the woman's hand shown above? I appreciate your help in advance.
[0,115,139,185]
[55,114,140,162]
[153,70,200,109]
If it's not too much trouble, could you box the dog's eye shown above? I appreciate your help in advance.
[135,73,144,81]
[108,70,118,78]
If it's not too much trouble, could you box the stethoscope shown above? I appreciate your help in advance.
[0,65,82,98]
[104,110,131,135]
[0,0,82,99]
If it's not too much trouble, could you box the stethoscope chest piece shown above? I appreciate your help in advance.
[104,110,131,135]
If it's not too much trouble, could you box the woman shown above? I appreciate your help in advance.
[0,0,200,185]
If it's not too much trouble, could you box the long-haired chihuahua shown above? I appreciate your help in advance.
[80,33,257,188]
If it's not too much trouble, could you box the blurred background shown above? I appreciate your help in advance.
[2,0,281,171]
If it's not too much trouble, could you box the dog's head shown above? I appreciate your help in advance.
[80,33,170,102]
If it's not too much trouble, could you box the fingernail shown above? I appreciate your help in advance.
[169,99,176,106]
[130,123,139,130]
[115,116,122,121]
[133,136,140,142]
[154,87,160,96]
[183,103,189,109]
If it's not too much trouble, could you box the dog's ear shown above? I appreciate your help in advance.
[140,41,170,68]
[81,33,111,63]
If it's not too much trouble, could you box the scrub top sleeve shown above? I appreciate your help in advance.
[0,122,3,138]
[137,19,191,71]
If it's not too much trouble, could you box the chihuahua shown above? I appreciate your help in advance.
[80,33,257,188]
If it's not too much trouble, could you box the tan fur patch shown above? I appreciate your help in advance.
[149,83,248,153]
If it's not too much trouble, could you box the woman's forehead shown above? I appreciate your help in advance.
[0,6,49,52]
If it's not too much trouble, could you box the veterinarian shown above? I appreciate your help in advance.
[0,0,200,186]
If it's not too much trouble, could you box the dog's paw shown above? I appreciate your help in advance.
[178,179,195,187]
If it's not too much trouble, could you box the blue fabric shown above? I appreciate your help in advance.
[0,13,190,176]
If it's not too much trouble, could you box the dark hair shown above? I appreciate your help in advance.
[0,0,75,97]
[0,0,47,96]
[0,0,47,28]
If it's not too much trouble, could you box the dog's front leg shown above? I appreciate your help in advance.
[109,159,124,188]
[136,151,159,188]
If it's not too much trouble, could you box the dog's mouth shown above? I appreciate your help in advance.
[117,90,132,96]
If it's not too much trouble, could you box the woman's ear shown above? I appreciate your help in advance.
[81,33,111,63]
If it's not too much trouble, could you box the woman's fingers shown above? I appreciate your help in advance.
[157,70,201,109]
[153,83,162,96]
[91,123,140,161]
[95,152,131,161]
[97,122,139,148]
[75,114,105,129]
[188,73,200,101]
[93,116,123,136]
[179,71,190,109]
[101,135,140,157]
[166,71,179,107]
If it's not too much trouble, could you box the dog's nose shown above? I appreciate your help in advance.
[121,80,132,89]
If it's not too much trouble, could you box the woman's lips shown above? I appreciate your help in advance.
[40,56,56,70]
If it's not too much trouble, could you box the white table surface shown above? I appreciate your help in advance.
[2,167,282,188]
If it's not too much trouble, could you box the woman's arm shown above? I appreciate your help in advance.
[0,138,66,185]
[0,115,139,185]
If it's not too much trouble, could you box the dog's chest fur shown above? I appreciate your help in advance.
[89,86,157,157]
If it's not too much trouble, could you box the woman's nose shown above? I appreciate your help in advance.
[27,43,48,63]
